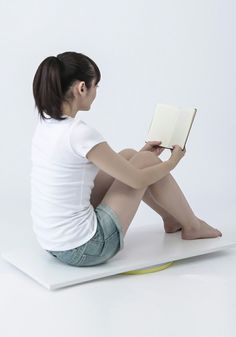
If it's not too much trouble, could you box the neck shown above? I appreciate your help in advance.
[62,101,79,118]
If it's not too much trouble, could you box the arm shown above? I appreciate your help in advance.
[86,142,174,190]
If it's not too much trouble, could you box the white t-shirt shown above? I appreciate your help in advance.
[30,112,106,251]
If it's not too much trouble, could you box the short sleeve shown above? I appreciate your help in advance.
[69,119,106,158]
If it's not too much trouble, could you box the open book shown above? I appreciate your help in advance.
[145,103,197,150]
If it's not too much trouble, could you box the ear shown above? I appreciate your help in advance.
[74,81,86,95]
[80,81,85,92]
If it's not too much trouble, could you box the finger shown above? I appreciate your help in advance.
[148,141,162,144]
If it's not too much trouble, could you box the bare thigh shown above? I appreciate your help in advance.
[100,151,162,236]
[90,148,137,209]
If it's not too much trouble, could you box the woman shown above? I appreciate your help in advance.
[31,51,222,267]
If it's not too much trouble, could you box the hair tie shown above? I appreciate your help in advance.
[56,56,62,66]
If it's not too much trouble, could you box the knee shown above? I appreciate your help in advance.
[118,148,137,159]
[131,150,163,167]
[119,148,163,165]
[142,150,162,162]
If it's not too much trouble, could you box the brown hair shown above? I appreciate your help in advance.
[32,51,101,121]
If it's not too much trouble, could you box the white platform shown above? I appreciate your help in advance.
[1,223,236,291]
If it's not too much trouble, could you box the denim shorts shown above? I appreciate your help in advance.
[46,203,124,267]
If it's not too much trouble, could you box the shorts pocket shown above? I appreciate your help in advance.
[77,253,108,267]
[49,245,86,266]
[78,231,120,267]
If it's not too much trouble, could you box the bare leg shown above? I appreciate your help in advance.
[91,168,183,233]
[91,148,181,232]
[143,171,222,239]
[142,188,183,233]
[122,149,222,238]
[91,149,222,239]
[143,180,214,234]
[120,149,220,236]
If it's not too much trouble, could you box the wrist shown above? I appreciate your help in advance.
[166,159,175,171]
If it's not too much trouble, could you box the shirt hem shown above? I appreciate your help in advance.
[37,218,98,252]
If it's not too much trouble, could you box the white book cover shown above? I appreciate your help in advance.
[145,103,197,150]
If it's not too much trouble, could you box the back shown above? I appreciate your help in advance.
[30,113,106,251]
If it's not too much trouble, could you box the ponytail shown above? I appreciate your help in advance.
[33,56,65,120]
[32,52,101,121]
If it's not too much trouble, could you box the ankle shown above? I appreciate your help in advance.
[182,217,200,231]
[162,214,174,221]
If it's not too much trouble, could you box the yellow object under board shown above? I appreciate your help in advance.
[120,261,174,275]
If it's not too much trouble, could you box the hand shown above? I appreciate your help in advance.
[139,141,165,156]
[168,144,186,168]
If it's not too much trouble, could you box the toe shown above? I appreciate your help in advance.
[215,228,222,236]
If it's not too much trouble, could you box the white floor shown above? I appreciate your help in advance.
[1,223,235,291]
[1,204,235,337]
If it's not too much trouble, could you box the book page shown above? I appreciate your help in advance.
[146,104,197,149]
[146,104,179,146]
[169,108,195,148]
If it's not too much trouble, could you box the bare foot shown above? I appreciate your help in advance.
[163,216,222,239]
[181,219,222,240]
[163,216,182,233]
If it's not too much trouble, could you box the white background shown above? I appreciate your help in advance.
[0,1,235,337]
